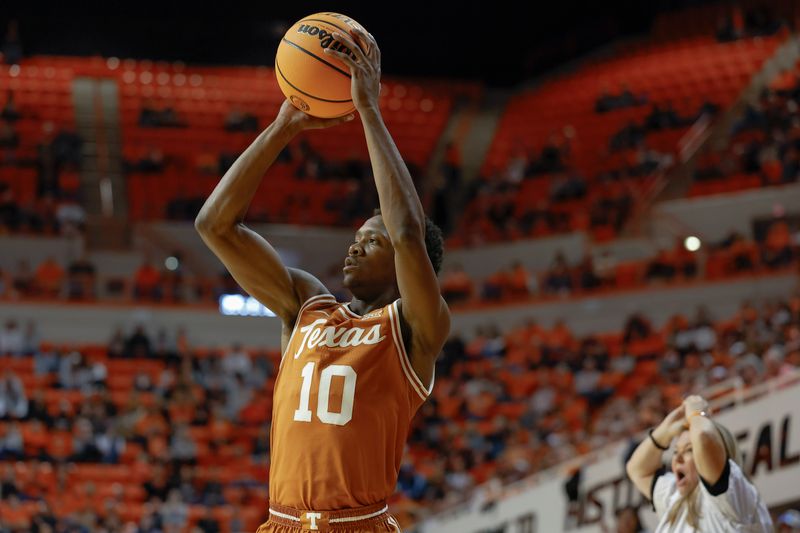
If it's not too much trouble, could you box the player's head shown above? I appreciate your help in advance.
[670,420,741,497]
[342,210,443,296]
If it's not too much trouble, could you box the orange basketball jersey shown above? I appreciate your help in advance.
[269,294,431,511]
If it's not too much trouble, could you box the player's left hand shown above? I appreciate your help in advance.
[323,27,381,113]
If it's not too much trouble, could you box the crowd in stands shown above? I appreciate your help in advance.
[390,295,800,521]
[441,216,799,306]
[0,86,85,237]
[715,4,787,43]
[3,292,797,529]
[693,69,800,195]
[1,209,795,310]
[1,324,275,532]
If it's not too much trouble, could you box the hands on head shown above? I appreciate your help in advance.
[659,395,710,442]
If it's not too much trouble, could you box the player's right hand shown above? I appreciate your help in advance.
[276,99,354,133]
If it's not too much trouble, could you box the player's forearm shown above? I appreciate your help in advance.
[359,106,425,241]
[195,119,298,234]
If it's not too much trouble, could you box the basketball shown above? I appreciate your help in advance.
[275,12,368,118]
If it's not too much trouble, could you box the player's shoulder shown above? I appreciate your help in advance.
[286,268,334,320]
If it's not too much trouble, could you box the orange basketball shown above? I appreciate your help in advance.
[275,12,368,118]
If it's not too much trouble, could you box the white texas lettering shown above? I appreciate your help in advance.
[294,320,386,358]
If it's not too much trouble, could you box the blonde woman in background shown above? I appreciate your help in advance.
[626,395,773,532]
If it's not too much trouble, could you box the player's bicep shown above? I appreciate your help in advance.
[197,224,327,321]
[393,238,450,353]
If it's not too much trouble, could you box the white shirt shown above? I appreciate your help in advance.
[652,460,773,532]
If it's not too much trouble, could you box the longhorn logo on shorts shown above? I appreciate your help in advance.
[301,511,328,530]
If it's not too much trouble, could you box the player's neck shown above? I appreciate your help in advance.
[348,288,399,316]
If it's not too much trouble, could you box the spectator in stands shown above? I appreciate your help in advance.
[123,326,154,359]
[0,118,19,152]
[507,260,535,298]
[716,6,745,42]
[626,395,773,531]
[610,121,646,151]
[221,342,251,379]
[0,183,20,233]
[133,145,167,173]
[595,84,647,114]
[0,420,24,459]
[1,90,20,122]
[440,263,474,304]
[139,100,187,129]
[11,259,33,296]
[66,252,97,300]
[33,255,64,298]
[645,249,676,282]
[576,254,602,290]
[574,357,613,408]
[481,266,509,300]
[160,489,189,533]
[762,217,794,268]
[197,506,222,533]
[777,509,800,532]
[0,463,22,499]
[435,141,463,234]
[52,127,83,169]
[169,423,197,464]
[543,251,573,295]
[0,318,23,355]
[550,172,587,202]
[134,259,163,301]
[224,106,259,132]
[0,369,28,419]
[623,312,652,343]
[1,20,22,65]
[36,122,61,199]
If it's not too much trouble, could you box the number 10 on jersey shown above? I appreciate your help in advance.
[293,362,357,426]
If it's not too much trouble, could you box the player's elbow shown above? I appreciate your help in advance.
[194,213,216,235]
[195,210,229,237]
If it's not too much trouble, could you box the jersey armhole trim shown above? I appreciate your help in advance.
[279,293,337,368]
[388,300,430,401]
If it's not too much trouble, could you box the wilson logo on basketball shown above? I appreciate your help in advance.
[294,319,386,358]
[296,25,357,60]
[290,95,309,111]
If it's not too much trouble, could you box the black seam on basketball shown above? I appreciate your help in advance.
[281,38,351,79]
[276,62,353,104]
[298,18,352,35]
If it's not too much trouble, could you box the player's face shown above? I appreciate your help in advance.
[343,215,396,290]
[671,431,699,496]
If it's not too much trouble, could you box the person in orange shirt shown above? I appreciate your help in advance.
[195,25,449,533]
[133,259,162,301]
[506,261,533,298]
[763,218,793,268]
[440,263,473,304]
[34,255,64,297]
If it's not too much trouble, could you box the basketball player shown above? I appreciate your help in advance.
[195,27,450,532]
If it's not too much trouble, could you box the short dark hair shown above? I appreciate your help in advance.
[373,209,444,275]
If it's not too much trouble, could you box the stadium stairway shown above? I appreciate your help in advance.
[72,77,131,250]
